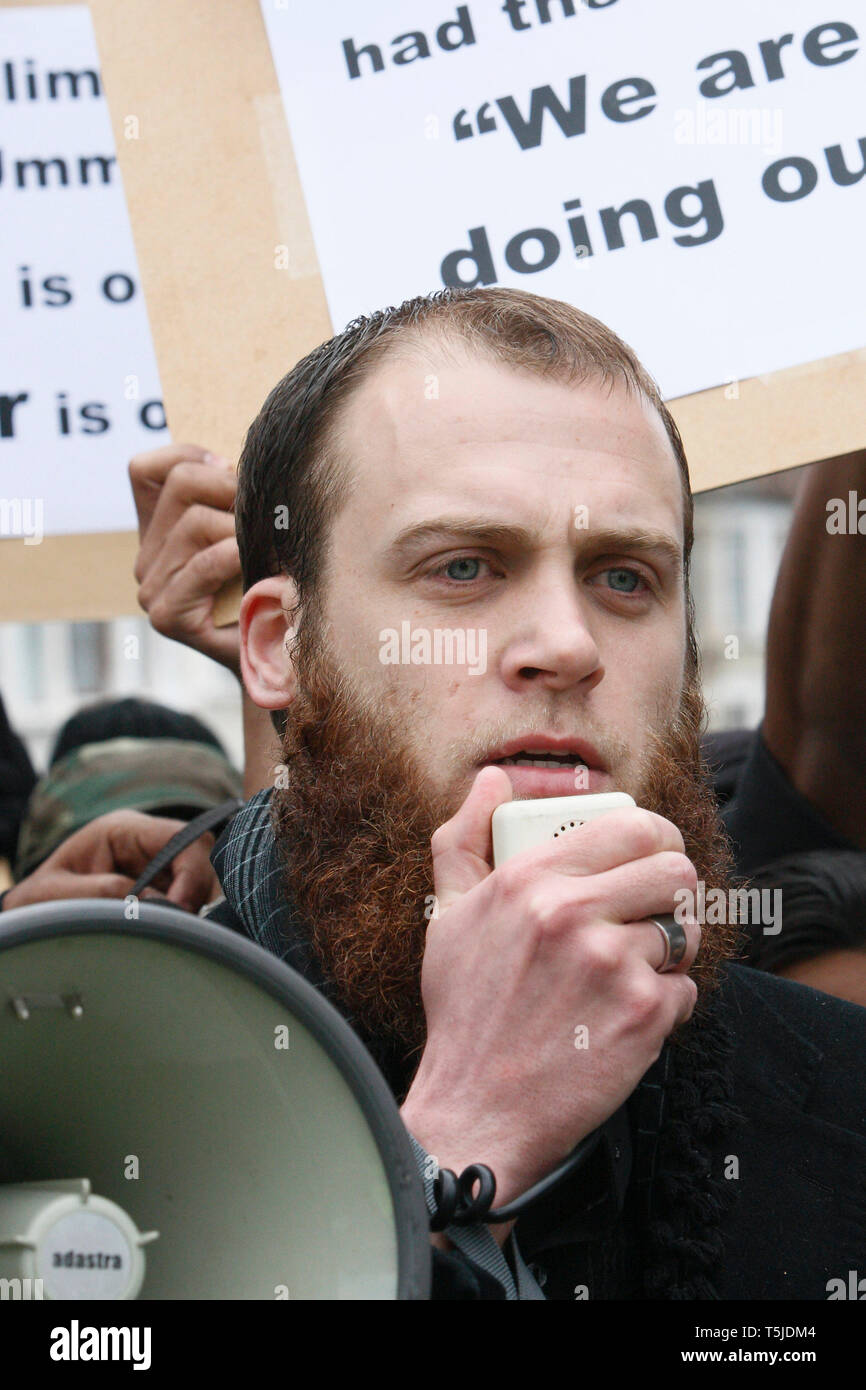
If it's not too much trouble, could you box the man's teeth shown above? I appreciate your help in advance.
[496,754,588,768]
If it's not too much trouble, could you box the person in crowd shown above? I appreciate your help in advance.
[12,697,242,881]
[740,848,866,1009]
[129,445,278,797]
[699,727,753,809]
[1,807,218,914]
[207,285,865,1299]
[721,448,866,876]
[0,692,36,867]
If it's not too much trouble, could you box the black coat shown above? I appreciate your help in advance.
[506,963,866,1302]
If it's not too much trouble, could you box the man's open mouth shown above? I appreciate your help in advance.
[491,752,588,768]
[480,735,606,773]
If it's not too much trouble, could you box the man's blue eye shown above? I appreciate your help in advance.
[606,568,640,592]
[444,557,481,581]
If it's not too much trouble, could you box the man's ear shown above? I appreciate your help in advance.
[240,576,300,710]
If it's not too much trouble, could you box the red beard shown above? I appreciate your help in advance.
[272,627,740,1072]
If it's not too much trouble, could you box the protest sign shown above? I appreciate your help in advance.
[261,0,866,399]
[2,0,864,621]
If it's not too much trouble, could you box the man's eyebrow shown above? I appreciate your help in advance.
[577,526,684,572]
[386,517,683,572]
[387,517,537,559]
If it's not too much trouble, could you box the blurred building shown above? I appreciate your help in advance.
[691,467,804,731]
[0,616,244,775]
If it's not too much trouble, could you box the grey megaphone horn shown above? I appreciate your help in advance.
[0,899,431,1301]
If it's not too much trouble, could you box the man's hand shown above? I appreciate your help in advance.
[401,766,700,1238]
[130,443,241,675]
[129,442,279,797]
[3,810,219,914]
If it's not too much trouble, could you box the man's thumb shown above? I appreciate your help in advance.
[430,765,513,917]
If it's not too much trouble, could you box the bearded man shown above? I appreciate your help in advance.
[206,286,866,1300]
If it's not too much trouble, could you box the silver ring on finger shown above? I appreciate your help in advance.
[650,915,688,973]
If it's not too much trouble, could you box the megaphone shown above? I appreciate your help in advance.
[0,899,431,1300]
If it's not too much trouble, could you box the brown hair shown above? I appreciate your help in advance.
[236,285,696,663]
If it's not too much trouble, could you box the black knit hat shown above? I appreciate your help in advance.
[50,698,226,766]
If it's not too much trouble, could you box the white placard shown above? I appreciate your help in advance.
[0,5,166,541]
[260,0,866,400]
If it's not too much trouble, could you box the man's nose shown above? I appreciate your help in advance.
[497,577,603,693]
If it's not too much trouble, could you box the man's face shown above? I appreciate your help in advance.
[314,344,687,813]
[250,340,734,1065]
